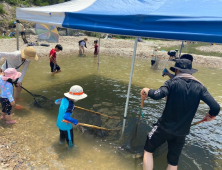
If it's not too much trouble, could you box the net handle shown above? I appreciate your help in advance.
[21,86,34,97]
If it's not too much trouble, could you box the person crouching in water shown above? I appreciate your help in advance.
[49,44,63,76]
[55,85,87,147]
[0,68,22,124]
[78,38,88,56]
[91,40,99,57]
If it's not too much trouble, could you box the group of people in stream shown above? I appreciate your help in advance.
[0,42,220,170]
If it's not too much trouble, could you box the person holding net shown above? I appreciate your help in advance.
[55,85,87,148]
[0,47,38,101]
[141,59,220,170]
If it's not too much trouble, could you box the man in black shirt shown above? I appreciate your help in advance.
[141,59,220,170]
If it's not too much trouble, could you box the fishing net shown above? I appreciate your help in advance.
[33,94,55,109]
[151,57,174,70]
[121,117,167,158]
[73,109,120,138]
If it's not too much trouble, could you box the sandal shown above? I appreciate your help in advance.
[15,105,25,110]
[6,120,16,124]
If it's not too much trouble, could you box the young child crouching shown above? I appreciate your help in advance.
[0,68,22,124]
[55,85,87,147]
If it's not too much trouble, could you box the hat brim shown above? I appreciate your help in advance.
[170,67,198,74]
[64,93,87,100]
[2,72,22,81]
[21,50,39,61]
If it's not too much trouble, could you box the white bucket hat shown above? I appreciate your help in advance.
[64,85,87,100]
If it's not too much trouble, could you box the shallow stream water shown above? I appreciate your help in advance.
[7,54,222,169]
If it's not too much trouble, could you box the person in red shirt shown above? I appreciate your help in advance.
[49,44,63,75]
[91,40,99,57]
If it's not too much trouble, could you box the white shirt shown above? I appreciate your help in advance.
[17,23,25,32]
[0,51,31,82]
[80,41,86,47]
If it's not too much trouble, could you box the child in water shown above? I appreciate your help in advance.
[55,85,87,147]
[78,38,88,56]
[49,44,63,76]
[91,40,99,57]
[0,68,22,124]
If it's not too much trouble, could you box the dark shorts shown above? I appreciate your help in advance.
[151,60,156,66]
[20,32,26,36]
[59,128,74,145]
[144,126,186,166]
[50,62,60,72]
[0,98,12,115]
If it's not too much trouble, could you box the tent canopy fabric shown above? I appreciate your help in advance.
[17,0,222,43]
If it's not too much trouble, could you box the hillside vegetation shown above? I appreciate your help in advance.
[1,0,70,6]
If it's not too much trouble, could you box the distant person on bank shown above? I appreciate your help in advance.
[14,21,28,44]
[141,59,220,170]
[0,47,38,100]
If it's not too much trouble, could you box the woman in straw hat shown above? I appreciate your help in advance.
[55,85,87,148]
[0,68,22,124]
[0,46,38,99]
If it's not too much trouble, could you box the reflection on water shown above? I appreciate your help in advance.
[10,55,222,169]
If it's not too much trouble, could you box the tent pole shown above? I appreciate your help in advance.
[97,33,101,69]
[16,21,19,50]
[179,41,184,58]
[122,37,138,135]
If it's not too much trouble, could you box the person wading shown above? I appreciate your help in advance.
[0,47,38,100]
[140,59,220,170]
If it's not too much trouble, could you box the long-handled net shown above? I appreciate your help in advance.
[21,86,54,109]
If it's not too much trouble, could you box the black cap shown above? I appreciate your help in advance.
[170,59,198,74]
[180,54,193,62]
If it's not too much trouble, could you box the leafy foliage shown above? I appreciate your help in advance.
[0,4,5,14]
[1,0,70,6]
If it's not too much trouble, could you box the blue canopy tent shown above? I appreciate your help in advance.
[16,0,222,133]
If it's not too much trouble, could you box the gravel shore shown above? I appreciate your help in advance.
[0,36,222,68]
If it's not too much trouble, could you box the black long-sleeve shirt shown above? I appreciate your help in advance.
[148,77,220,136]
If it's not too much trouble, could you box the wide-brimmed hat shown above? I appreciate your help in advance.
[21,47,38,60]
[2,68,22,81]
[170,59,198,74]
[64,85,87,100]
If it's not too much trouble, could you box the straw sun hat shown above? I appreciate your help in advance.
[21,47,38,60]
[64,85,87,100]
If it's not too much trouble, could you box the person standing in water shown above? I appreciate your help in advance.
[141,59,220,170]
[49,44,63,76]
[163,54,195,79]
[78,38,88,56]
[0,47,38,100]
[55,85,87,148]
[91,40,99,57]
[0,68,22,124]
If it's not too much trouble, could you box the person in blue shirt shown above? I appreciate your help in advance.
[0,68,22,124]
[55,85,87,148]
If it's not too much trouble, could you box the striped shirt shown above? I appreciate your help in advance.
[0,51,31,82]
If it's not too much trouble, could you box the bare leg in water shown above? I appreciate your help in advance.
[143,150,178,170]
